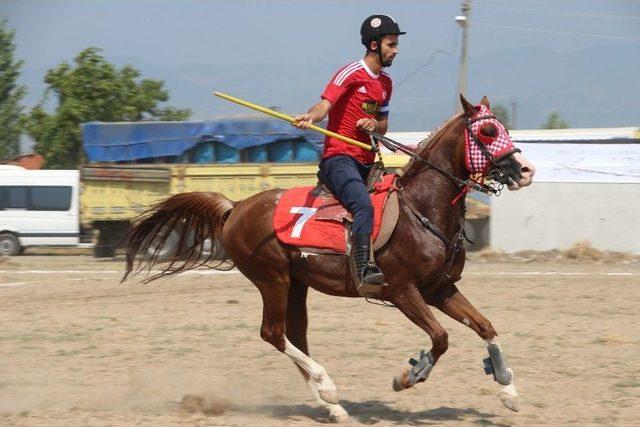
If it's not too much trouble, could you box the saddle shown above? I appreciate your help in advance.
[273,173,400,254]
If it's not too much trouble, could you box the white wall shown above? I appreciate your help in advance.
[491,183,640,254]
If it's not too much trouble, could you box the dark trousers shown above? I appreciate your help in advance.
[318,155,373,236]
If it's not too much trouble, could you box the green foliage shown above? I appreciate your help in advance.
[491,104,510,129]
[0,20,27,160]
[541,111,570,129]
[26,47,191,168]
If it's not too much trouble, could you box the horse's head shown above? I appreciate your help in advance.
[460,95,535,191]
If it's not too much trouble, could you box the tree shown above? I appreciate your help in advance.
[0,20,27,160]
[541,111,570,129]
[491,104,510,129]
[25,47,191,168]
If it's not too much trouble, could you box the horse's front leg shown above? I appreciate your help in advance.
[389,285,449,392]
[427,284,520,412]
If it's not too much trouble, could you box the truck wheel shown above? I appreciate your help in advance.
[94,244,115,258]
[94,221,131,258]
[0,233,21,256]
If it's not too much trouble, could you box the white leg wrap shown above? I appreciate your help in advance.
[284,338,339,404]
[483,337,512,385]
[485,337,503,349]
[485,339,519,412]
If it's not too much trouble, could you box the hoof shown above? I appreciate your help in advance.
[499,369,519,412]
[500,391,520,412]
[329,409,350,423]
[319,388,339,405]
[330,414,350,423]
[392,369,412,392]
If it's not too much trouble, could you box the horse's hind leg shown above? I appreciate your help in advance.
[252,271,340,408]
[285,280,348,422]
[427,284,520,412]
[390,285,450,392]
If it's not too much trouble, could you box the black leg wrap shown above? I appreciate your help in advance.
[483,343,512,385]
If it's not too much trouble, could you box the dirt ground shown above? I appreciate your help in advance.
[0,253,638,426]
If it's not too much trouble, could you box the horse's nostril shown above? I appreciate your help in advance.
[521,166,531,173]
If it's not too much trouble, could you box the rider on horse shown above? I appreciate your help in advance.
[293,14,406,290]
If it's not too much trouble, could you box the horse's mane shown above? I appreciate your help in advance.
[401,113,462,175]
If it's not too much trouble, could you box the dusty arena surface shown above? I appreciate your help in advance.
[1,253,638,426]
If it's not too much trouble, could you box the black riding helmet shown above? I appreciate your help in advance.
[360,14,406,68]
[360,14,406,50]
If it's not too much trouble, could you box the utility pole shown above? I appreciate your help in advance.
[455,0,472,111]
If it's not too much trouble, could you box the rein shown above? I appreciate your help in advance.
[367,129,499,197]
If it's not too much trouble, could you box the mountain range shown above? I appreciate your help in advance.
[18,42,639,136]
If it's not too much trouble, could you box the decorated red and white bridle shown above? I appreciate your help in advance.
[464,105,520,177]
[370,104,521,201]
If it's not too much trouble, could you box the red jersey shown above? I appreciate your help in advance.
[320,59,392,164]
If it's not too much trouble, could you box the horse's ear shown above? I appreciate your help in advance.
[480,96,490,110]
[459,94,476,116]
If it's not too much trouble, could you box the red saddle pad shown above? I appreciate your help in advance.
[273,174,397,253]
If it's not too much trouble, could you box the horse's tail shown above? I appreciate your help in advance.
[122,191,236,283]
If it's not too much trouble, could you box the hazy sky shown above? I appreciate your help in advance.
[3,0,640,130]
[5,0,639,67]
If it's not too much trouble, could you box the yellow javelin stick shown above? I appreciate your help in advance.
[213,91,373,151]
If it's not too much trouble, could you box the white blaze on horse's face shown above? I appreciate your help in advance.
[510,151,535,191]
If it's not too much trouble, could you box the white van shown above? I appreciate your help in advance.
[0,166,80,255]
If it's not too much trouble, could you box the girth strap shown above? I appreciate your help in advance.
[398,190,465,284]
[398,191,451,247]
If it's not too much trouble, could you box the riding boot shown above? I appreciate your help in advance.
[352,233,385,296]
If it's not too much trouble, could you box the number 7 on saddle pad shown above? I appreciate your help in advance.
[273,174,397,253]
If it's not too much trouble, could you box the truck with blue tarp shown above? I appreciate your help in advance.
[80,117,333,256]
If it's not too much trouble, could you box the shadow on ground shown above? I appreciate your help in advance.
[232,400,505,425]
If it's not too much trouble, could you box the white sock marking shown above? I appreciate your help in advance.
[283,338,337,393]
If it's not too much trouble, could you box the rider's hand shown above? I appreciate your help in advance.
[356,118,378,133]
[292,113,314,129]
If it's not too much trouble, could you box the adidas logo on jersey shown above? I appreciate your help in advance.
[357,86,367,94]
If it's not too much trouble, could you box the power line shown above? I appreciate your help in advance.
[395,28,459,88]
[476,22,640,42]
[394,48,456,88]
[476,4,640,21]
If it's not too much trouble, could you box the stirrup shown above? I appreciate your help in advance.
[362,264,385,284]
[357,282,385,298]
[356,264,386,298]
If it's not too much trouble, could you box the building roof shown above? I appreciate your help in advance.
[0,153,45,169]
[384,127,640,147]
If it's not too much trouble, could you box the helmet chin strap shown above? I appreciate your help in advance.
[375,38,385,68]
[368,38,385,69]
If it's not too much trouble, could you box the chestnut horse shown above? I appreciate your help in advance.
[124,96,535,422]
